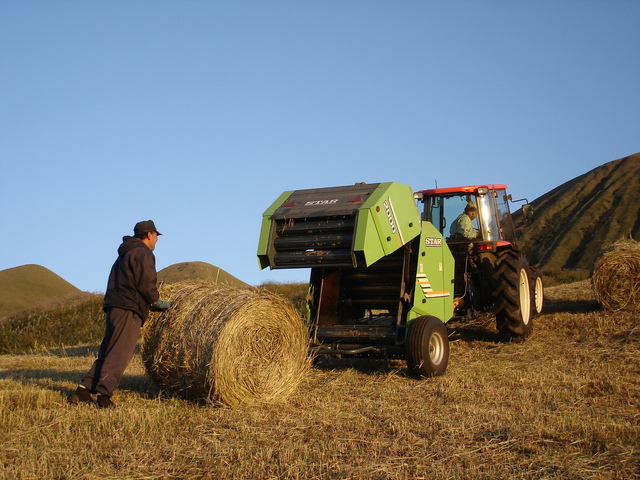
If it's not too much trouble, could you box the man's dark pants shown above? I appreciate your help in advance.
[80,307,142,397]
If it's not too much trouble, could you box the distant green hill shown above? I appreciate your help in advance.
[0,264,80,319]
[515,153,640,271]
[0,291,104,353]
[157,261,250,289]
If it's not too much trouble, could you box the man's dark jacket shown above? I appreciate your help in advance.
[103,236,160,322]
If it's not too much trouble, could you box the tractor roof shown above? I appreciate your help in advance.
[418,185,508,196]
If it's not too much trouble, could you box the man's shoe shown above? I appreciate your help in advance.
[68,386,93,405]
[96,394,116,409]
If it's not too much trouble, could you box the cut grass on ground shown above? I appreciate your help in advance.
[1,281,638,479]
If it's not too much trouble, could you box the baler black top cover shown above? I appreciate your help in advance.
[258,182,422,270]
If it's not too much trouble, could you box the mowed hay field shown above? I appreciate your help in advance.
[1,281,638,480]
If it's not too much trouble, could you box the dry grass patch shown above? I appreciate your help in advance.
[1,281,638,479]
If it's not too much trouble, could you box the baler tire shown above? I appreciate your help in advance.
[405,316,449,379]
[492,250,532,342]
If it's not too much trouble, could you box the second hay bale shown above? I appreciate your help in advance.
[591,238,640,311]
[141,281,310,407]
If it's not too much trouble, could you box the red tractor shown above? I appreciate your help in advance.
[416,184,543,341]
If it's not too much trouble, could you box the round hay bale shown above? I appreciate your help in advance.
[591,238,640,311]
[141,281,310,407]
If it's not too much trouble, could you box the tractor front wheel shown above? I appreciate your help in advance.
[492,250,533,342]
[406,316,449,378]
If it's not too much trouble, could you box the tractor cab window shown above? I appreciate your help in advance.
[422,195,442,228]
[494,189,516,242]
[421,188,518,244]
[476,189,515,242]
[477,194,498,240]
[423,195,480,242]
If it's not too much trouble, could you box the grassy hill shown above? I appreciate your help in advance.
[0,264,80,319]
[0,261,252,354]
[0,291,104,354]
[515,153,640,271]
[157,261,250,289]
[0,262,250,319]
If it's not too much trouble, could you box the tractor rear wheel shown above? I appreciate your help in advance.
[492,250,532,342]
[406,316,449,378]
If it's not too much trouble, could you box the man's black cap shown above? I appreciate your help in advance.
[134,220,162,236]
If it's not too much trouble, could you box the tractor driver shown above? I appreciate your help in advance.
[449,201,479,240]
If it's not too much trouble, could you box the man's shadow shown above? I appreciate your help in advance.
[0,344,161,400]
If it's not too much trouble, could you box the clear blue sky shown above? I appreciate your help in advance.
[1,1,638,292]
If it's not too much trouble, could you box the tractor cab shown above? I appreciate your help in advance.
[415,185,527,315]
[417,185,518,248]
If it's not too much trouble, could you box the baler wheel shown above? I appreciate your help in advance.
[492,250,532,342]
[405,316,449,378]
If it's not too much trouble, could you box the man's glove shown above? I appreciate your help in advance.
[151,300,172,312]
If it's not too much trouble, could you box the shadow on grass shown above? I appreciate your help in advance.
[0,367,161,400]
[312,354,411,377]
[446,314,501,344]
[543,298,601,314]
[0,343,163,401]
[447,324,501,344]
[310,314,508,376]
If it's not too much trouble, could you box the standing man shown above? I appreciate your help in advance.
[69,220,170,408]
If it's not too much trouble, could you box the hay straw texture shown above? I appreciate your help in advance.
[141,281,310,407]
[591,238,640,312]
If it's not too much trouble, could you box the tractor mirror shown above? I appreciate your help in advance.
[523,204,534,223]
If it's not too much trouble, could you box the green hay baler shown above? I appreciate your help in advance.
[258,182,454,377]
